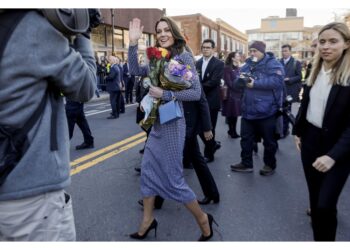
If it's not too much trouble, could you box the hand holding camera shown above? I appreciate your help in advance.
[236,72,255,89]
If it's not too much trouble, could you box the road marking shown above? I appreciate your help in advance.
[70,137,146,176]
[87,103,106,107]
[85,103,138,117]
[70,132,146,167]
[85,109,100,114]
[85,108,111,116]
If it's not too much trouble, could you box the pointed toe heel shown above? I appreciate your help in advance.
[129,219,158,240]
[198,213,218,241]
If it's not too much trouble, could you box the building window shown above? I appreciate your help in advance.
[283,32,302,40]
[270,20,277,29]
[123,30,129,48]
[150,35,155,47]
[220,34,225,51]
[226,37,231,51]
[211,30,218,46]
[113,28,123,49]
[201,25,210,43]
[138,33,149,50]
[231,39,236,51]
[264,32,280,40]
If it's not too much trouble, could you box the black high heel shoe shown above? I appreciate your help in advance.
[198,213,218,241]
[129,219,158,240]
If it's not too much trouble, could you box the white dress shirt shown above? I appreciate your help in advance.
[306,65,332,128]
[283,56,291,65]
[202,56,213,79]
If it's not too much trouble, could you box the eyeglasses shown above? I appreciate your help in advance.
[202,46,212,49]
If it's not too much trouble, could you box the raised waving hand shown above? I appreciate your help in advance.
[129,18,144,45]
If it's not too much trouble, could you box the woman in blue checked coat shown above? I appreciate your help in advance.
[127,17,216,241]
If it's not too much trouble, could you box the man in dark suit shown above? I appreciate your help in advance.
[116,57,125,114]
[280,44,302,137]
[123,60,135,104]
[105,56,121,119]
[196,39,224,163]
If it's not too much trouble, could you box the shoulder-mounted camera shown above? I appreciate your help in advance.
[41,9,102,37]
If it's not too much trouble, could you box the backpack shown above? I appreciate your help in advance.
[0,10,58,186]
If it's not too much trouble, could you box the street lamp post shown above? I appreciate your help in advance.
[111,9,114,55]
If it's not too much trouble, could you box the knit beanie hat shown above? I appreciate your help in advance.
[249,41,266,53]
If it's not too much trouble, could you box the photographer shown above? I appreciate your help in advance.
[230,41,284,176]
[0,9,97,241]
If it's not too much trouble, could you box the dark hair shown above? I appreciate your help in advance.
[281,44,291,51]
[224,52,238,69]
[155,16,186,56]
[202,39,215,48]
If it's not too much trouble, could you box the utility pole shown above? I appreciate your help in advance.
[111,9,115,55]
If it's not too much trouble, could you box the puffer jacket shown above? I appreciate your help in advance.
[239,54,284,120]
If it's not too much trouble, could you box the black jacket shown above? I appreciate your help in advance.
[183,89,212,138]
[293,84,350,163]
[105,65,121,92]
[196,57,224,110]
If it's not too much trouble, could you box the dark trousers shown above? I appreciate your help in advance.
[301,122,350,241]
[199,108,219,158]
[120,92,125,113]
[125,77,135,104]
[109,90,120,117]
[240,116,277,168]
[66,108,93,144]
[183,135,219,198]
[227,116,239,136]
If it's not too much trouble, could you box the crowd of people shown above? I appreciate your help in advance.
[0,9,350,242]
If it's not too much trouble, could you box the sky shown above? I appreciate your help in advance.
[9,0,349,35]
[166,8,349,33]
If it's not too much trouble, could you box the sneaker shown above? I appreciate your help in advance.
[230,163,253,173]
[259,165,275,176]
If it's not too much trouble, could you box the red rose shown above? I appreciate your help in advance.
[146,47,156,60]
[155,49,162,60]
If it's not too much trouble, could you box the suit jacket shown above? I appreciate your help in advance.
[105,64,121,92]
[293,84,350,163]
[183,88,212,138]
[280,57,302,101]
[280,57,302,85]
[196,56,224,110]
[122,63,135,83]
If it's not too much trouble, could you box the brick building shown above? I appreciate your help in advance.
[170,14,248,58]
[91,9,164,62]
[246,9,321,60]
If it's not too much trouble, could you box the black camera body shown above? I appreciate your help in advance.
[88,9,102,31]
[236,72,256,88]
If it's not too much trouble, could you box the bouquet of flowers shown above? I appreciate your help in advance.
[140,47,193,130]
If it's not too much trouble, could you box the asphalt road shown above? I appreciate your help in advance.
[66,97,350,241]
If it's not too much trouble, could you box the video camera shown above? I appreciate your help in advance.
[277,95,295,125]
[41,9,102,37]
